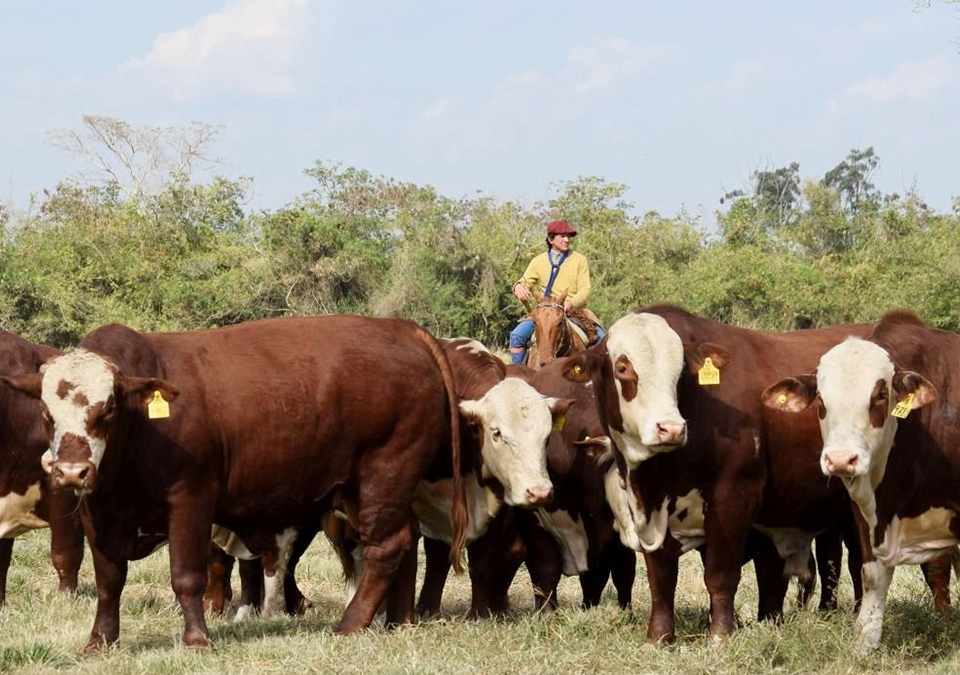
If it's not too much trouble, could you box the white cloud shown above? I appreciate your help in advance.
[699,55,784,98]
[121,0,311,100]
[569,37,671,92]
[420,95,459,121]
[844,54,957,103]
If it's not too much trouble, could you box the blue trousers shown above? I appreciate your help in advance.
[509,319,605,365]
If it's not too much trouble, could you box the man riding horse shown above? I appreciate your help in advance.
[509,220,605,366]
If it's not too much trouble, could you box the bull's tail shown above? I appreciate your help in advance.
[415,325,467,573]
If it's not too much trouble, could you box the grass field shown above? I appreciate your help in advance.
[2,529,960,675]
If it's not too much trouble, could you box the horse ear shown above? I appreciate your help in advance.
[556,290,568,303]
[534,289,544,303]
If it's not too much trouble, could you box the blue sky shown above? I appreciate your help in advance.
[1,1,958,223]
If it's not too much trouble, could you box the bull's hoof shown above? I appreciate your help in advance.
[84,633,114,654]
[182,629,210,649]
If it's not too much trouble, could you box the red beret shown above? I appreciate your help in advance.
[546,220,577,236]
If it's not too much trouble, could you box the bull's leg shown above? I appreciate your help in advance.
[645,548,678,643]
[815,528,842,611]
[85,545,128,652]
[417,536,451,618]
[284,522,319,615]
[48,491,83,593]
[0,538,12,606]
[261,528,297,617]
[467,510,524,618]
[334,514,417,633]
[235,558,263,621]
[703,481,758,640]
[579,565,610,609]
[385,533,418,626]
[610,545,636,610]
[752,535,788,622]
[167,504,212,647]
[842,513,865,608]
[516,512,562,612]
[204,544,235,615]
[855,561,894,654]
[921,551,952,611]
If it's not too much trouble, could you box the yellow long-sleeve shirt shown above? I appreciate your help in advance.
[516,250,591,308]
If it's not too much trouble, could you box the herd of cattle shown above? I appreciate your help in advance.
[0,306,959,655]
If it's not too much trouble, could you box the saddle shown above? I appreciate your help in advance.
[565,307,603,345]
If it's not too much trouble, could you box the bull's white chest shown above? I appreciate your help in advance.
[413,473,499,544]
[873,507,958,567]
[535,509,589,576]
[0,482,47,538]
[605,466,642,550]
[616,487,706,554]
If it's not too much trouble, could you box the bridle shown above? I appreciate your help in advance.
[533,300,572,361]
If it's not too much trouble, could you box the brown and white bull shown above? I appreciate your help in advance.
[0,317,470,650]
[405,337,568,617]
[764,311,955,653]
[0,331,84,607]
[562,306,878,642]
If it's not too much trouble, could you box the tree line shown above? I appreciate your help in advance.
[2,118,958,350]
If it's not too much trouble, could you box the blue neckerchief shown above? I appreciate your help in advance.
[544,249,569,298]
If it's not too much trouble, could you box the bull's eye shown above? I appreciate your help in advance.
[491,428,502,442]
[616,363,629,376]
[817,397,827,420]
[875,390,887,402]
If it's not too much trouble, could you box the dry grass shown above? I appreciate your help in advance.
[2,529,960,674]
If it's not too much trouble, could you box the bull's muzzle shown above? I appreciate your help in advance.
[50,460,97,494]
[822,449,861,477]
[525,485,554,507]
[656,421,687,446]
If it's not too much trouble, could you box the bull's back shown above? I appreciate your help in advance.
[87,317,451,513]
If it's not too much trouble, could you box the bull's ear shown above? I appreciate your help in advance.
[560,344,604,384]
[458,398,484,426]
[547,397,575,419]
[0,373,44,399]
[892,371,938,409]
[117,376,180,408]
[573,434,612,461]
[761,375,818,413]
[683,341,731,375]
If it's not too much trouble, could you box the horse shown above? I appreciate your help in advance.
[524,290,594,370]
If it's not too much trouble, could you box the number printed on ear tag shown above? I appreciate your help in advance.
[891,393,915,419]
[148,391,170,419]
[698,358,720,386]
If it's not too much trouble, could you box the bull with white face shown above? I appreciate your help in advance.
[764,332,941,654]
[459,377,565,507]
[560,313,687,467]
[10,349,178,495]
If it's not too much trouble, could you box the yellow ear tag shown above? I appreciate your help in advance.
[148,391,170,420]
[573,364,583,375]
[553,415,566,432]
[777,393,788,406]
[698,358,720,386]
[891,392,915,419]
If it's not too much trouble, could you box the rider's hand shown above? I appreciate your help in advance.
[513,283,531,302]
[563,299,573,312]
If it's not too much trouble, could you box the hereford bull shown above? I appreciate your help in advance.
[0,317,472,650]
[512,358,637,612]
[0,331,83,607]
[561,307,876,641]
[763,310,960,653]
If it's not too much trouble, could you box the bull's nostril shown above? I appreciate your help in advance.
[78,468,89,481]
